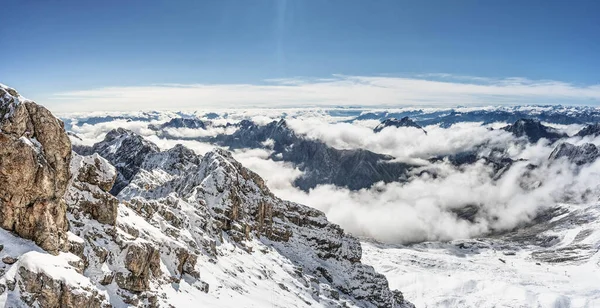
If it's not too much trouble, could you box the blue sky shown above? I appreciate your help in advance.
[2,0,599,111]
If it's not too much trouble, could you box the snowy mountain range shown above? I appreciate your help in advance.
[2,83,600,307]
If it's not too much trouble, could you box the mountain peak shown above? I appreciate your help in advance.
[502,118,567,142]
[374,117,427,133]
[0,84,29,120]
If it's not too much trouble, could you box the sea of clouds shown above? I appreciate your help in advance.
[65,110,600,244]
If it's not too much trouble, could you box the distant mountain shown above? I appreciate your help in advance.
[352,106,600,127]
[148,117,206,130]
[575,123,600,137]
[373,117,427,134]
[502,119,567,143]
[549,142,600,165]
[211,119,414,191]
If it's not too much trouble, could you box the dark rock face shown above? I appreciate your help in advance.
[549,142,600,165]
[85,128,160,195]
[575,123,600,137]
[502,119,567,143]
[212,119,413,191]
[0,85,71,254]
[373,117,427,134]
[149,117,206,130]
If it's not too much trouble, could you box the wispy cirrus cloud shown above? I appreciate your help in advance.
[48,74,600,112]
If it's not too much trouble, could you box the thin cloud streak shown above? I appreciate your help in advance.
[49,74,600,112]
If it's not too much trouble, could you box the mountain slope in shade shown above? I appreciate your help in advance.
[210,119,414,191]
[575,123,600,137]
[549,142,600,165]
[148,117,207,130]
[502,119,568,143]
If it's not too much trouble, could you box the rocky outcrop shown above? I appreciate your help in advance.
[66,153,119,225]
[115,243,162,292]
[373,117,427,134]
[0,251,111,308]
[549,142,600,165]
[502,119,567,143]
[16,267,111,308]
[0,84,71,254]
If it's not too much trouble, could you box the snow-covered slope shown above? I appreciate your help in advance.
[362,202,600,308]
[0,84,413,308]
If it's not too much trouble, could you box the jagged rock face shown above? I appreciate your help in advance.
[575,123,600,137]
[549,142,600,165]
[0,84,71,254]
[86,128,160,195]
[502,119,567,143]
[373,117,427,134]
[149,117,206,130]
[102,131,412,307]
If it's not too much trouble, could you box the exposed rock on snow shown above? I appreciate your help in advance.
[99,130,412,307]
[66,153,119,225]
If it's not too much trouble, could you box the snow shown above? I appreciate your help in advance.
[361,203,600,308]
[0,229,110,307]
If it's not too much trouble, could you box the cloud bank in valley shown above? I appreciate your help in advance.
[49,74,600,112]
[69,112,600,244]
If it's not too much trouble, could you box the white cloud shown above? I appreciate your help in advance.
[286,119,516,162]
[67,110,600,245]
[48,74,600,112]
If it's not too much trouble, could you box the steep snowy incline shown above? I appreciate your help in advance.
[76,128,414,307]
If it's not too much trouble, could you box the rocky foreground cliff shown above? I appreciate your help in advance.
[0,84,413,307]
